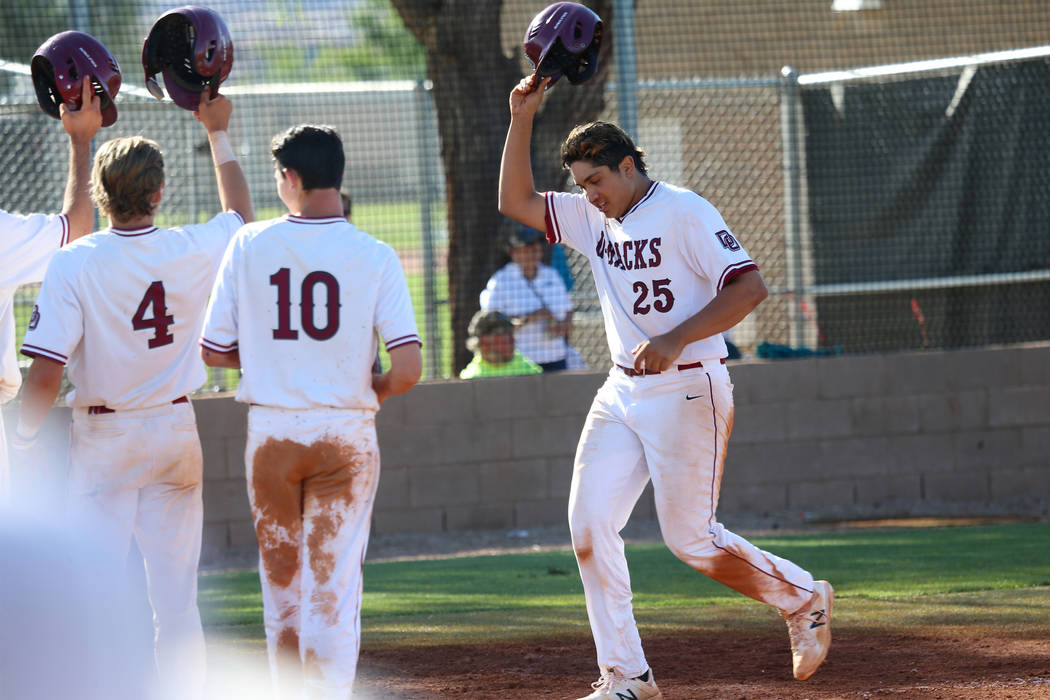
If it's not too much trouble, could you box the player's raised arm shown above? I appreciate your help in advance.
[498,75,551,233]
[195,94,254,223]
[59,77,102,241]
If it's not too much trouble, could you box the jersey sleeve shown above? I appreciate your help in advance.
[20,250,82,365]
[543,191,602,254]
[374,247,420,351]
[0,210,69,287]
[682,197,758,291]
[200,232,241,354]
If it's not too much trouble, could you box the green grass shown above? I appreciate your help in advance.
[200,522,1050,648]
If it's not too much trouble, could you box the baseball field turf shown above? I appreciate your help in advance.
[199,520,1050,698]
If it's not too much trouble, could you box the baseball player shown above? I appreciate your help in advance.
[15,94,253,700]
[499,74,833,699]
[200,124,422,698]
[2,77,100,500]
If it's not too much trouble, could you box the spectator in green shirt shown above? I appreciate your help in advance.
[460,310,542,379]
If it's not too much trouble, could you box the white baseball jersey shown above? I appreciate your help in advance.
[544,182,757,366]
[549,181,818,682]
[201,214,420,411]
[479,262,572,365]
[21,212,243,409]
[0,211,69,402]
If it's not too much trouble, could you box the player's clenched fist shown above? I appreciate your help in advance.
[194,94,233,133]
[631,331,687,373]
[59,77,102,144]
[509,75,551,118]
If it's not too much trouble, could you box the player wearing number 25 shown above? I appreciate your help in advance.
[17,94,252,699]
[500,74,833,700]
[201,124,422,698]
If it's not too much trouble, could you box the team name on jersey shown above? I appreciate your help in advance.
[595,230,662,271]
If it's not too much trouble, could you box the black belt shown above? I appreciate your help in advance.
[87,395,189,415]
[615,358,725,377]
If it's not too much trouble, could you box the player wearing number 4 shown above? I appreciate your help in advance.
[16,93,252,699]
[201,124,422,698]
[499,74,833,699]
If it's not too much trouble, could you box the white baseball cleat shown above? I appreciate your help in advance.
[783,579,834,681]
[576,668,664,700]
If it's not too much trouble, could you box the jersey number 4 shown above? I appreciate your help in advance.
[270,267,341,341]
[632,278,675,315]
[132,281,175,348]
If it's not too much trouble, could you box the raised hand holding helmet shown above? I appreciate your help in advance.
[143,5,233,111]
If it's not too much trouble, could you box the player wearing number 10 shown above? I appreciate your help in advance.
[17,95,252,699]
[201,124,422,697]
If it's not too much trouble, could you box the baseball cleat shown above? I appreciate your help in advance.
[576,667,663,700]
[783,579,834,681]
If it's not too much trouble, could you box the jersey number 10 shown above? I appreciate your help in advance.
[269,267,341,341]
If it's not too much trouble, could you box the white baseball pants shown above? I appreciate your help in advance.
[568,363,816,677]
[67,401,206,700]
[245,406,381,700]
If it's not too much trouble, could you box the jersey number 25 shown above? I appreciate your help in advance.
[632,278,675,315]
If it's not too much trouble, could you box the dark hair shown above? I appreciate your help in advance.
[271,124,344,191]
[561,121,648,174]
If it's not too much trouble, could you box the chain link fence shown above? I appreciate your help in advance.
[3,1,1050,396]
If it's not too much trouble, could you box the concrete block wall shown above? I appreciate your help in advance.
[5,344,1048,566]
[722,344,1050,519]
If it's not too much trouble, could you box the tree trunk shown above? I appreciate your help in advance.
[392,0,614,375]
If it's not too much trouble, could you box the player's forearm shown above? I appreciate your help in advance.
[209,131,254,222]
[16,358,65,438]
[201,346,241,369]
[668,272,768,348]
[373,345,422,403]
[62,135,95,241]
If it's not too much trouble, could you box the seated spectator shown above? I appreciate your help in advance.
[460,310,542,379]
[480,225,574,372]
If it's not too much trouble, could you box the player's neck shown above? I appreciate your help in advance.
[624,175,653,214]
[109,214,155,230]
[288,188,343,219]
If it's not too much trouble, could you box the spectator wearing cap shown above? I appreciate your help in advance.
[460,310,542,379]
[480,225,574,372]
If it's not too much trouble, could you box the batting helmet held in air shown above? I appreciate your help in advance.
[524,2,603,89]
[31,31,122,127]
[142,5,233,111]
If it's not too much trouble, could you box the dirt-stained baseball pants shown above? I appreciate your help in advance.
[67,401,206,700]
[245,405,381,700]
[568,362,816,677]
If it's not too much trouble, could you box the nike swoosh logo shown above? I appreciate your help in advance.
[685,394,704,400]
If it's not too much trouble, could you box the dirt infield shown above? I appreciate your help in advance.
[356,630,1050,699]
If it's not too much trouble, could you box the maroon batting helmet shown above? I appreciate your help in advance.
[142,5,233,111]
[31,31,122,127]
[524,2,603,89]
